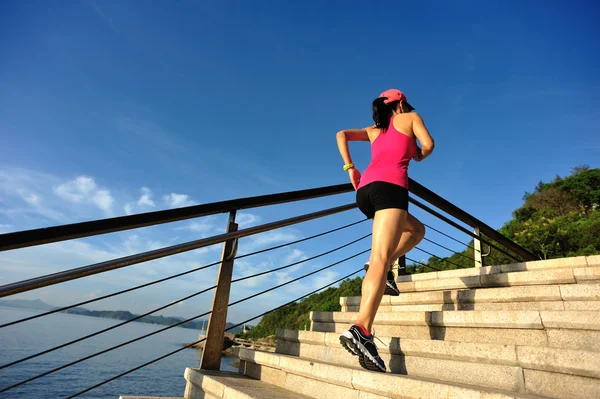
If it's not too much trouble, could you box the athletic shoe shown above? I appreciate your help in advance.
[364,262,400,296]
[339,324,386,372]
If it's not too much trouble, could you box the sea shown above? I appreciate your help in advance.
[0,307,238,398]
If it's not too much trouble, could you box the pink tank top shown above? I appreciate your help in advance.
[357,115,417,190]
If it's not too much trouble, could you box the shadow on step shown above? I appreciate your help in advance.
[426,291,452,341]
[388,337,407,374]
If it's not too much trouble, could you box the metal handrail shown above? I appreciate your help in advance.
[0,179,535,298]
[409,197,521,261]
[0,219,367,329]
[0,183,353,251]
[0,179,534,261]
[0,203,356,298]
[408,180,535,260]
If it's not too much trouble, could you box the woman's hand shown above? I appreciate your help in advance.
[348,168,361,190]
[413,147,424,162]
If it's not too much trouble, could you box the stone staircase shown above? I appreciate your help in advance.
[124,255,600,399]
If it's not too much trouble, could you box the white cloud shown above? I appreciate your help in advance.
[173,216,227,240]
[92,189,114,214]
[283,248,308,264]
[84,290,103,300]
[163,193,196,208]
[310,270,340,291]
[124,187,157,215]
[0,224,13,233]
[178,221,214,233]
[233,260,274,288]
[124,203,134,215]
[54,176,114,215]
[19,190,41,206]
[13,188,64,221]
[248,230,300,247]
[137,187,155,207]
[237,212,261,227]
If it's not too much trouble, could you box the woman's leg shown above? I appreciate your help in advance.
[388,213,426,269]
[367,214,426,273]
[355,208,408,332]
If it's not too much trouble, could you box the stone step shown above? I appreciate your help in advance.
[399,255,598,284]
[394,266,600,293]
[310,310,600,350]
[312,310,599,330]
[236,347,549,399]
[344,301,599,312]
[274,329,600,391]
[340,284,600,312]
[184,369,311,399]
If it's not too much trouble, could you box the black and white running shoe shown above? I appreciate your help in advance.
[339,324,386,372]
[364,262,400,296]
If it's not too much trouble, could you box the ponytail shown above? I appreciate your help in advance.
[372,98,399,130]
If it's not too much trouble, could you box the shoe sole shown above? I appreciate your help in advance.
[339,333,359,356]
[384,283,400,296]
[339,332,386,372]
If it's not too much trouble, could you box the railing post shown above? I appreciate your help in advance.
[473,227,483,268]
[200,210,238,370]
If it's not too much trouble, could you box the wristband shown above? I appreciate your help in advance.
[343,163,354,171]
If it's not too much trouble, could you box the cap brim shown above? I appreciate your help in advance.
[406,102,415,111]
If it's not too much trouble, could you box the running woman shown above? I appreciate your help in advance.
[336,89,434,372]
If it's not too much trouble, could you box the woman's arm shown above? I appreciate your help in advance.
[411,113,435,161]
[336,128,370,166]
[336,128,370,190]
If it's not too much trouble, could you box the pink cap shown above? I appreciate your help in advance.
[379,89,415,111]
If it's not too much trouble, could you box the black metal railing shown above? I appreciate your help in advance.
[0,179,535,398]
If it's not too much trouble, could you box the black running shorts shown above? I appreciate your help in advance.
[356,181,409,219]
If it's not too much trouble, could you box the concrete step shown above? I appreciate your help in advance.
[400,255,598,282]
[236,347,550,399]
[340,284,600,312]
[310,310,600,350]
[312,310,600,330]
[394,265,600,293]
[274,329,600,392]
[184,369,311,399]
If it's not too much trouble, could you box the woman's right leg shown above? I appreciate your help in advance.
[355,208,408,332]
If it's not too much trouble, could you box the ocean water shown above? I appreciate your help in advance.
[0,307,237,398]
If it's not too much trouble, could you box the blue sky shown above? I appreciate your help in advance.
[1,0,598,323]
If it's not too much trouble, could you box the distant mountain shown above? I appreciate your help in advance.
[0,298,54,311]
[0,299,245,333]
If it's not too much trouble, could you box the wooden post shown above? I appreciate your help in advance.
[200,211,238,370]
[474,227,483,268]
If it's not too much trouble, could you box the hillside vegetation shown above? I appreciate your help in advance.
[411,166,600,272]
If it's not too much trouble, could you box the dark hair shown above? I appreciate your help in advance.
[372,98,400,130]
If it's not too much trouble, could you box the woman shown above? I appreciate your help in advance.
[336,89,434,372]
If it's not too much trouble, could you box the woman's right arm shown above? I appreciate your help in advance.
[336,128,369,166]
[336,128,370,190]
[412,113,435,161]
